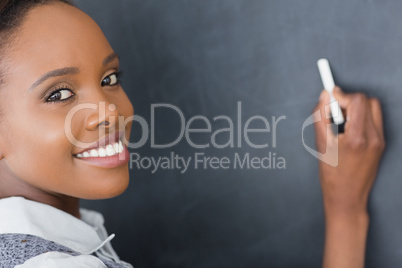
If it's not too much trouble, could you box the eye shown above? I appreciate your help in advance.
[46,88,75,102]
[101,71,122,87]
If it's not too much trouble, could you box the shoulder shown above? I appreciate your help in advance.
[0,233,78,259]
[0,233,107,268]
[15,252,108,268]
[15,252,107,268]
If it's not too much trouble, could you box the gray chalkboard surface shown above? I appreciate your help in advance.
[76,1,400,267]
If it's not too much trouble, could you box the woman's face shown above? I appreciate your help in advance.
[0,2,134,199]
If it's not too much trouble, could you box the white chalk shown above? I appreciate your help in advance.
[317,58,345,125]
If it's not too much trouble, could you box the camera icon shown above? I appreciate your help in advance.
[302,101,341,167]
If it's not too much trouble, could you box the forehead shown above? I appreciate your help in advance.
[7,2,113,78]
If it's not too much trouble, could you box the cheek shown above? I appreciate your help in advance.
[2,106,130,199]
[4,113,74,187]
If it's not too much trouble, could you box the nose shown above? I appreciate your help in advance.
[85,95,120,132]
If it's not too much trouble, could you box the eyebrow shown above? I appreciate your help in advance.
[28,67,79,91]
[103,52,119,66]
[28,52,120,92]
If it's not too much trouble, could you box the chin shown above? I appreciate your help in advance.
[81,172,130,200]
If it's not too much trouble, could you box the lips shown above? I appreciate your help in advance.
[72,130,130,168]
[76,140,124,158]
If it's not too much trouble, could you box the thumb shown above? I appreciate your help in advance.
[332,86,350,108]
[313,90,334,149]
[316,90,331,121]
[319,89,330,104]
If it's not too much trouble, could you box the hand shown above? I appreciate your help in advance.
[314,87,385,215]
[313,87,385,268]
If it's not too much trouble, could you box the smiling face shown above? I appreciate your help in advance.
[0,2,134,200]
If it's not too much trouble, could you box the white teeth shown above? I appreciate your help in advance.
[106,144,116,156]
[98,148,106,157]
[119,141,124,152]
[90,149,99,157]
[76,140,123,158]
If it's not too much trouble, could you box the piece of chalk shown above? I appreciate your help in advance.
[317,58,345,125]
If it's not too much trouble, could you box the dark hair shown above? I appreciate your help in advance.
[0,0,74,85]
[0,0,73,32]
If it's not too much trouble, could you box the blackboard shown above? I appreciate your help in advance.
[76,1,400,267]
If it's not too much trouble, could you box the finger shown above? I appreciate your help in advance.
[332,86,351,109]
[362,100,385,162]
[342,93,369,139]
[313,90,335,149]
[369,98,384,139]
[332,86,350,122]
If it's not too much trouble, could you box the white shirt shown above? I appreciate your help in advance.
[0,196,134,268]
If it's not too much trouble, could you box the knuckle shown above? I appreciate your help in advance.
[370,98,383,113]
[312,106,323,121]
[369,136,386,151]
[370,98,381,107]
[312,102,322,113]
[351,93,368,104]
[315,140,327,152]
[347,135,368,150]
[312,105,319,114]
